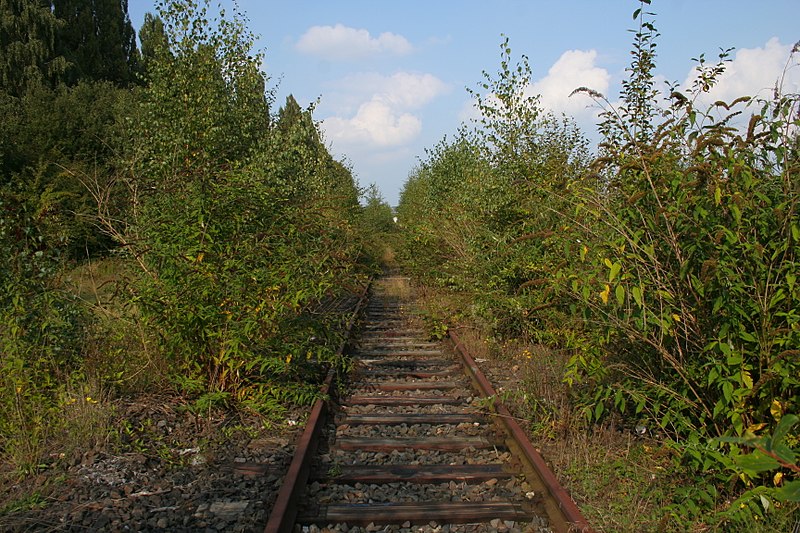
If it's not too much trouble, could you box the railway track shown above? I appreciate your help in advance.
[265,276,591,533]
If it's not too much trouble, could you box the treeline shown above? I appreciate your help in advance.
[397,10,798,531]
[1,0,393,472]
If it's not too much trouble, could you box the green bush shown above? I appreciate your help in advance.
[397,2,799,526]
[0,191,86,471]
[113,0,368,409]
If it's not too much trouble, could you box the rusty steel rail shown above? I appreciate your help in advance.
[263,284,370,533]
[449,329,593,533]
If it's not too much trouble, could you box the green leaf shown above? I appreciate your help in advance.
[739,331,757,343]
[615,284,625,305]
[609,261,622,282]
[724,350,740,364]
[594,402,604,420]
[772,414,798,444]
[774,480,800,502]
[722,381,734,403]
[732,450,780,474]
[632,285,643,306]
[769,289,786,309]
[740,369,753,389]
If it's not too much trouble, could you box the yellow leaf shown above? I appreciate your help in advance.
[774,472,783,486]
[771,399,783,421]
[599,284,610,304]
[672,313,681,323]
[741,369,753,389]
[197,252,204,263]
[746,422,767,433]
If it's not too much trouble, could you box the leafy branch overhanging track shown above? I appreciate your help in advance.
[265,276,592,533]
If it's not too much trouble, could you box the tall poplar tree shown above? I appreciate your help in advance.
[138,12,168,76]
[53,0,139,85]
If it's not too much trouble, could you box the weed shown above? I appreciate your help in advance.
[0,491,46,516]
[327,463,342,477]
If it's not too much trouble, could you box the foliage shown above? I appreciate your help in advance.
[1,80,135,256]
[134,0,269,184]
[714,412,800,525]
[563,7,799,524]
[0,189,86,471]
[397,36,590,340]
[361,183,395,235]
[574,11,797,522]
[138,12,168,76]
[52,0,139,86]
[397,1,799,527]
[359,183,397,268]
[0,0,139,473]
[0,0,68,97]
[0,0,374,478]
[112,0,368,410]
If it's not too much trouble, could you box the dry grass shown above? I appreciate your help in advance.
[379,276,413,300]
[63,256,129,310]
[56,385,115,462]
[380,244,397,266]
[63,256,166,394]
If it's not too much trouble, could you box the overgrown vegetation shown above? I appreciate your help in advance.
[398,2,798,529]
[1,0,390,485]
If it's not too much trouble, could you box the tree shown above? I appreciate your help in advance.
[53,0,139,86]
[0,0,67,96]
[361,183,395,235]
[138,12,168,76]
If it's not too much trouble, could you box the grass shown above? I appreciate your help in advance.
[64,256,166,395]
[380,275,413,300]
[0,255,159,514]
[63,255,129,309]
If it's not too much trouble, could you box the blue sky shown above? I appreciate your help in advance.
[127,1,799,205]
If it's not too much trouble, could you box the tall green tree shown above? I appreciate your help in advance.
[0,0,67,96]
[134,0,269,188]
[362,183,395,233]
[53,0,139,85]
[138,12,168,77]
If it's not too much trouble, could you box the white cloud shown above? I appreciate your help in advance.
[458,49,610,132]
[683,37,800,105]
[333,72,449,109]
[321,72,449,148]
[323,99,422,147]
[529,49,610,119]
[296,24,412,60]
